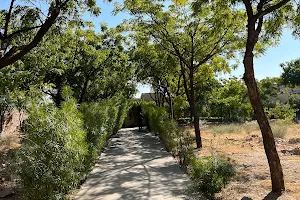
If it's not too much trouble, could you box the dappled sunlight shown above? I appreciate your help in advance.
[75,128,199,200]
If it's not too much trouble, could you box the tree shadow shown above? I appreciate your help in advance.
[262,192,281,200]
[241,192,281,200]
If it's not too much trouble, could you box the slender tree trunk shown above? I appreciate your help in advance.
[79,77,89,104]
[182,68,202,148]
[0,110,4,134]
[190,97,202,148]
[54,76,63,107]
[243,23,285,191]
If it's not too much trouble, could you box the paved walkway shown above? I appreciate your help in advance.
[75,128,191,200]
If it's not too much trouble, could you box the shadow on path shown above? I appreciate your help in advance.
[75,128,198,200]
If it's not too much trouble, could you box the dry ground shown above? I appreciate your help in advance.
[189,122,300,200]
[0,111,23,199]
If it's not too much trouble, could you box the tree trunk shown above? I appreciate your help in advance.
[0,110,4,134]
[79,77,89,104]
[190,99,202,148]
[181,64,202,148]
[243,44,285,193]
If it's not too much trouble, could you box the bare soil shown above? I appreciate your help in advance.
[190,122,300,200]
[0,110,24,199]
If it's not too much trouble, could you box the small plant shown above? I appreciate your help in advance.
[189,156,235,199]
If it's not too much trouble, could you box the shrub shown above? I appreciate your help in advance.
[142,103,178,153]
[267,102,296,121]
[18,96,88,200]
[80,98,130,167]
[113,98,131,134]
[80,102,108,167]
[189,156,235,199]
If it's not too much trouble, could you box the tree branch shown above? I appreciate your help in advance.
[255,0,291,19]
[255,17,264,37]
[194,27,231,69]
[242,0,254,18]
[7,25,42,39]
[4,0,16,38]
[0,5,61,68]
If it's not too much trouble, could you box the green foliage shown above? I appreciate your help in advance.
[189,156,235,199]
[173,96,190,119]
[267,102,296,121]
[258,77,280,108]
[18,96,88,200]
[17,86,130,199]
[281,58,300,87]
[289,94,300,118]
[0,0,101,68]
[209,77,252,122]
[80,102,108,165]
[142,102,179,153]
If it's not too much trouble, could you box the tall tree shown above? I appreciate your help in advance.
[121,0,243,148]
[229,0,293,193]
[0,0,101,69]
[0,23,135,105]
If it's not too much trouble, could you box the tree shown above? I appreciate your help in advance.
[209,77,252,122]
[281,58,300,86]
[0,23,135,106]
[121,0,243,148]
[0,0,101,69]
[259,77,280,108]
[130,40,178,117]
[229,0,293,193]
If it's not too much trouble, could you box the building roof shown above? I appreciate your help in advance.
[140,93,156,102]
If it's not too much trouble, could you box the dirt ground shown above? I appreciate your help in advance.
[191,122,300,200]
[0,111,23,199]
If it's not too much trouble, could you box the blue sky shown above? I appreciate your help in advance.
[2,0,300,97]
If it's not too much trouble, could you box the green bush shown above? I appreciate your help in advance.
[267,102,296,121]
[18,91,130,199]
[189,156,235,199]
[80,97,130,167]
[80,102,108,166]
[142,103,179,153]
[19,96,88,200]
[113,98,131,134]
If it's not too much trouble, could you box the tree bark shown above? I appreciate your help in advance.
[243,18,285,192]
[190,97,202,148]
[182,67,202,148]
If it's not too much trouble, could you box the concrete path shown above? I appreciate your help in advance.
[75,128,192,200]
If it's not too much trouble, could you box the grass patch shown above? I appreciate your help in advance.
[270,121,288,138]
[212,124,242,135]
[242,123,260,135]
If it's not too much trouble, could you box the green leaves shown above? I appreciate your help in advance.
[281,58,300,87]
